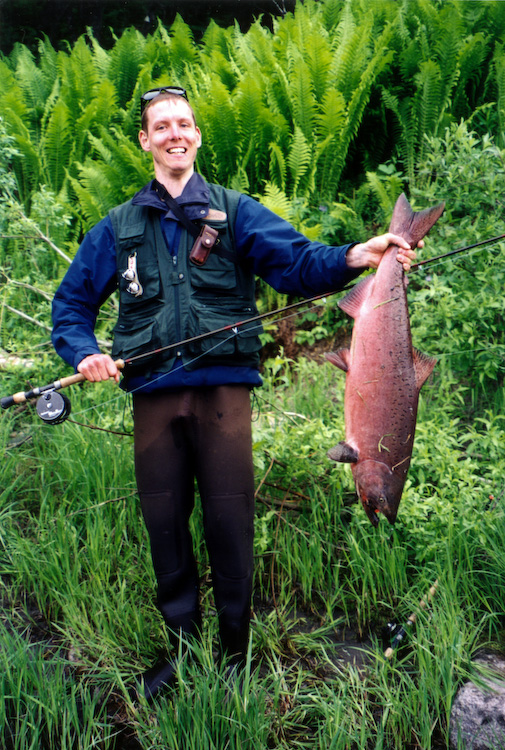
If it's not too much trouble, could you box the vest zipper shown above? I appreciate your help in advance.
[172,253,183,357]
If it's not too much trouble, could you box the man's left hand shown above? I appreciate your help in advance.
[346,233,421,272]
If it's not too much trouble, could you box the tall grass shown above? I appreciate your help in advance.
[0,345,503,748]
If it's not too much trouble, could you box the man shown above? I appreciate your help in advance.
[52,86,416,699]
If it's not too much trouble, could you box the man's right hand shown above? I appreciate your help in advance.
[77,353,121,383]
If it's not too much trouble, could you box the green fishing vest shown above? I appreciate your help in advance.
[109,183,262,374]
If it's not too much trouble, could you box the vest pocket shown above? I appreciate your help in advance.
[188,299,262,358]
[188,223,237,291]
[111,317,162,363]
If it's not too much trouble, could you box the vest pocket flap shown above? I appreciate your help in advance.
[189,252,237,290]
[111,318,161,362]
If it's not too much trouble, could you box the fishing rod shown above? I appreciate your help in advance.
[411,233,505,270]
[2,231,502,423]
[0,289,341,420]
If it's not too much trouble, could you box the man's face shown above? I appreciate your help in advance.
[138,98,202,182]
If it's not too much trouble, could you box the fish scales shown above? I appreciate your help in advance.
[326,194,444,526]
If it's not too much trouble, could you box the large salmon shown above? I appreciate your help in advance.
[326,193,444,526]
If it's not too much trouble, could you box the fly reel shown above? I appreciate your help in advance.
[36,390,72,425]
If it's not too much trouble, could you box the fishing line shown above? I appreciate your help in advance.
[50,299,333,424]
[3,228,503,426]
[411,232,505,271]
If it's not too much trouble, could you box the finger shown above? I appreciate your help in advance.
[387,233,412,251]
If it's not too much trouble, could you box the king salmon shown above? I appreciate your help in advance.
[326,193,444,526]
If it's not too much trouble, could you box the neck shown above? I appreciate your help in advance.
[154,168,194,198]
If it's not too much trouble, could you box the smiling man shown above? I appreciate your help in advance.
[51,85,417,701]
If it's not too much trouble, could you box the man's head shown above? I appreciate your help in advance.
[139,86,201,188]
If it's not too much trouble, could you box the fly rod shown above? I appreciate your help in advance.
[2,230,503,416]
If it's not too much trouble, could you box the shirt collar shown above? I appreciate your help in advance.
[131,173,210,221]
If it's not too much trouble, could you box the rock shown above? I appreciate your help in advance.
[450,652,505,749]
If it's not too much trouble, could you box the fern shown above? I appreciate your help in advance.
[193,78,241,185]
[314,88,347,200]
[108,27,146,105]
[58,36,99,112]
[12,44,51,123]
[287,55,317,141]
[287,127,311,197]
[256,182,294,222]
[268,143,287,192]
[40,100,72,193]
[167,15,198,78]
[493,45,505,149]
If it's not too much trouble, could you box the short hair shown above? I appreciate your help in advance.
[140,93,197,132]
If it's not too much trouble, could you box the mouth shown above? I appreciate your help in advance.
[167,147,186,154]
[360,494,397,527]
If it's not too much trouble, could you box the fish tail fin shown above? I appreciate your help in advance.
[390,193,445,247]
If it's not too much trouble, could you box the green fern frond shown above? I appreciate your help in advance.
[256,183,292,222]
[288,57,317,140]
[304,30,333,101]
[314,89,347,200]
[493,45,505,148]
[69,171,112,228]
[87,29,111,78]
[452,33,488,119]
[365,170,403,219]
[13,45,50,121]
[37,36,58,89]
[229,167,250,194]
[288,126,311,197]
[167,15,198,77]
[412,59,444,154]
[58,36,99,111]
[194,78,241,185]
[269,143,287,192]
[0,62,29,121]
[322,0,345,33]
[108,27,146,104]
[40,100,72,193]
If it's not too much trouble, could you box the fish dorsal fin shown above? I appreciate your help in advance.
[413,348,437,389]
[338,275,375,319]
[327,441,359,463]
[325,349,351,372]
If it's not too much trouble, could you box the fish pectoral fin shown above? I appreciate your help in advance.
[325,349,351,372]
[413,348,437,389]
[338,275,375,319]
[327,441,359,463]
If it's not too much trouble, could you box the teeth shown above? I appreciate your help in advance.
[168,148,186,154]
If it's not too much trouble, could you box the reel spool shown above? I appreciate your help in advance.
[36,390,72,425]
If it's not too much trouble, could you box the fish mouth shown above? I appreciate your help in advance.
[361,495,398,527]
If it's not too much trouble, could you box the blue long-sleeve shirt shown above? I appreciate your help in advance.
[52,175,361,392]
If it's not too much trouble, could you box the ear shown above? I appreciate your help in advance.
[196,126,202,149]
[138,129,151,153]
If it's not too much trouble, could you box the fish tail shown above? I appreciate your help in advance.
[390,193,445,247]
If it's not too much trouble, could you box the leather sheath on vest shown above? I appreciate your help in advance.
[109,183,262,375]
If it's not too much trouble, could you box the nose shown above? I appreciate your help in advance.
[167,123,181,139]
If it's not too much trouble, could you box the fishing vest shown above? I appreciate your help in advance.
[109,183,262,375]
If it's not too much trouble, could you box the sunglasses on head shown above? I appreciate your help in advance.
[140,86,188,113]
